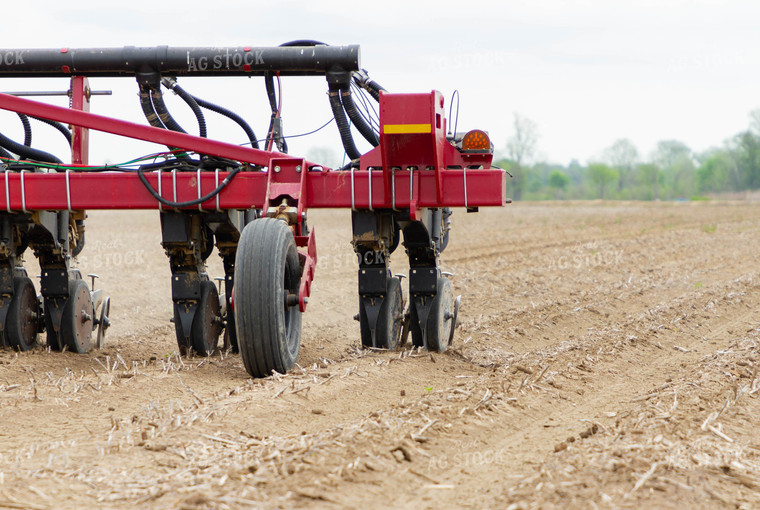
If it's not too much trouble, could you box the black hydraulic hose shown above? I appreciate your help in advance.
[329,90,361,161]
[32,116,72,145]
[162,80,207,139]
[352,70,386,102]
[139,85,166,129]
[264,73,287,152]
[138,84,188,156]
[150,88,187,134]
[0,146,11,159]
[137,163,242,208]
[162,78,257,148]
[196,96,259,148]
[0,131,62,164]
[17,114,31,146]
[265,73,277,114]
[364,79,384,102]
[341,88,378,146]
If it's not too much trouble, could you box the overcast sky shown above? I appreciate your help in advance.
[2,0,760,167]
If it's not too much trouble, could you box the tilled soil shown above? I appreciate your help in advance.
[0,202,759,509]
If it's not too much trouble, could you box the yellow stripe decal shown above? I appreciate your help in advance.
[383,123,432,134]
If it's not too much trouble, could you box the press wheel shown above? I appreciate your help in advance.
[96,295,111,349]
[6,276,39,351]
[61,279,94,354]
[360,277,404,349]
[191,280,222,356]
[410,277,455,352]
[427,277,454,352]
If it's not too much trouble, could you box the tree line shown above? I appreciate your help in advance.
[498,111,760,201]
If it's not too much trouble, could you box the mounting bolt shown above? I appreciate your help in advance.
[296,165,302,173]
[274,165,281,173]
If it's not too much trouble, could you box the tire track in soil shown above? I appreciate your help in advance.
[324,274,760,509]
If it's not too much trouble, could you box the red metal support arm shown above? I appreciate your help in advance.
[0,92,307,168]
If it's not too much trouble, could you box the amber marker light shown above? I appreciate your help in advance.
[461,129,491,152]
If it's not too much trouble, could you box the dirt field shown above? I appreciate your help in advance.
[0,201,759,509]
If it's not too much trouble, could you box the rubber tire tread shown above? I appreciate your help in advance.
[234,218,302,378]
[6,277,38,351]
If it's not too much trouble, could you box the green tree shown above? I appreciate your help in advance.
[652,140,694,199]
[733,131,760,190]
[506,113,538,201]
[696,149,735,193]
[547,170,569,198]
[587,163,619,199]
[603,138,639,194]
[634,163,661,200]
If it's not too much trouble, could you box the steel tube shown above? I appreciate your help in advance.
[0,45,360,77]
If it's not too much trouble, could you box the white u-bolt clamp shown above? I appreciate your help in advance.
[215,169,221,212]
[20,170,27,214]
[391,167,396,211]
[157,170,163,211]
[463,167,469,209]
[368,167,373,212]
[197,168,203,211]
[65,169,72,212]
[4,170,10,213]
[172,169,178,205]
[409,166,414,205]
[350,166,356,211]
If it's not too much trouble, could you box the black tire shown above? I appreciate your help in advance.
[191,280,222,356]
[6,277,39,351]
[60,279,94,353]
[360,277,403,349]
[235,218,302,378]
[427,277,454,352]
[201,224,214,261]
[410,277,454,352]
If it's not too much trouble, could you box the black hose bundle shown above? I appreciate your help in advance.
[0,131,62,164]
[139,84,165,129]
[341,88,378,146]
[162,80,206,138]
[150,88,187,134]
[162,78,259,149]
[137,160,242,208]
[264,73,286,153]
[352,70,386,102]
[328,89,361,161]
[138,82,190,156]
[0,114,65,163]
